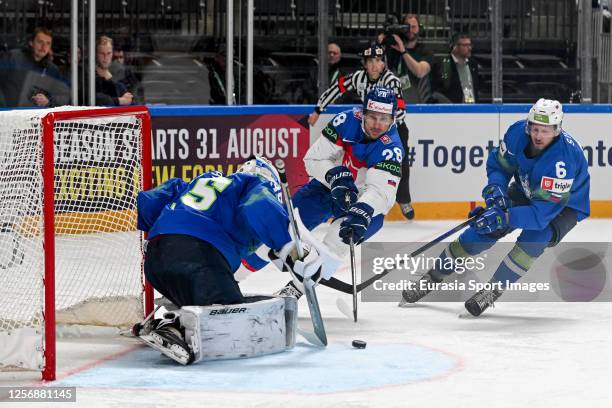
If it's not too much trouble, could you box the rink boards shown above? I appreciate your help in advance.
[146,104,612,219]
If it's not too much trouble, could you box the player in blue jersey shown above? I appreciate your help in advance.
[399,98,590,316]
[243,86,404,297]
[137,156,323,308]
[135,157,332,364]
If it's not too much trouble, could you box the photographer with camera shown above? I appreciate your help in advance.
[379,14,433,104]
[307,44,415,220]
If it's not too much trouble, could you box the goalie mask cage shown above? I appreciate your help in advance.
[0,106,153,381]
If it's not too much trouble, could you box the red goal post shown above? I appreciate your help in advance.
[0,106,153,381]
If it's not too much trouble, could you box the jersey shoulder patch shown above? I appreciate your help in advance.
[374,160,402,177]
[540,176,573,194]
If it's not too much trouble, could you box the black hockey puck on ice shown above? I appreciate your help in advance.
[352,340,367,349]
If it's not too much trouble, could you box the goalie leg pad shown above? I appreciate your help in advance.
[179,295,297,363]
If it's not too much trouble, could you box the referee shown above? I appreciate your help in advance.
[307,44,414,219]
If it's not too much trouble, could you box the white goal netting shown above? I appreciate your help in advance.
[0,107,146,371]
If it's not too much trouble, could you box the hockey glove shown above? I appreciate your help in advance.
[482,184,509,210]
[468,206,486,219]
[339,202,374,245]
[291,248,323,283]
[471,207,509,235]
[325,166,358,217]
[271,241,322,284]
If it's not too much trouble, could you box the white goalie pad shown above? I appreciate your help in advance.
[178,295,297,363]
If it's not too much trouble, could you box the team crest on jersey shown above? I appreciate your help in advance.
[353,109,363,120]
[540,176,573,194]
[380,135,391,144]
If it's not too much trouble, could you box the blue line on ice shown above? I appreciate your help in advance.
[55,343,456,393]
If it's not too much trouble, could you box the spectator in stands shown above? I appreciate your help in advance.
[380,14,433,103]
[430,33,479,103]
[110,45,143,103]
[95,36,133,106]
[0,27,69,107]
[304,42,351,104]
[327,42,344,85]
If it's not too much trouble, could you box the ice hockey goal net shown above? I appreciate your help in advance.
[0,106,153,381]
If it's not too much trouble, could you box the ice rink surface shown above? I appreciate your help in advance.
[2,219,612,408]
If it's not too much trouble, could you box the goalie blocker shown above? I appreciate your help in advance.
[138,295,297,365]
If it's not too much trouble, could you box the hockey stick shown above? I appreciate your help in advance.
[345,193,358,322]
[318,207,485,295]
[275,159,327,347]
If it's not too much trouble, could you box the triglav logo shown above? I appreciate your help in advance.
[540,176,573,194]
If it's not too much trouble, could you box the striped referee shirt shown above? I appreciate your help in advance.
[315,69,406,125]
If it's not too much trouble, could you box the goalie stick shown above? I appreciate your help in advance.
[318,207,485,295]
[275,159,327,347]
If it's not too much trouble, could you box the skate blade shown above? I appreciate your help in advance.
[458,311,480,319]
[139,333,193,365]
[397,298,418,308]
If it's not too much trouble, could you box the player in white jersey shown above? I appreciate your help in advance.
[307,43,415,219]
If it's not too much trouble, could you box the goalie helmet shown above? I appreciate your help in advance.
[527,98,563,135]
[236,156,282,202]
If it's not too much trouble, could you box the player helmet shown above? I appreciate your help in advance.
[361,86,397,139]
[360,44,385,62]
[363,86,398,117]
[236,156,282,202]
[527,98,563,136]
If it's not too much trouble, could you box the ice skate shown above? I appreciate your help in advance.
[464,288,504,317]
[138,313,195,365]
[398,272,439,306]
[399,202,415,220]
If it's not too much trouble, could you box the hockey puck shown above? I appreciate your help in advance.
[352,340,367,349]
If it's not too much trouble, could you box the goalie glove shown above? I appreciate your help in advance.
[272,241,323,290]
